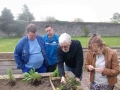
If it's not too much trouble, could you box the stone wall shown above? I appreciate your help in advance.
[32,22,120,36]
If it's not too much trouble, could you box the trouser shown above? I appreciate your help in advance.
[90,82,114,90]
[46,63,57,72]
[22,64,46,73]
[64,64,83,80]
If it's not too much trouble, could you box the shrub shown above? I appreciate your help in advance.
[83,27,89,37]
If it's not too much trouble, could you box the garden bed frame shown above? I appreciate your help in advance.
[0,71,88,90]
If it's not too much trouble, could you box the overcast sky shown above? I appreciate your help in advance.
[0,0,119,22]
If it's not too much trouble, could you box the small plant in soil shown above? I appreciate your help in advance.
[22,68,41,86]
[7,68,16,86]
[52,68,59,77]
[57,77,80,90]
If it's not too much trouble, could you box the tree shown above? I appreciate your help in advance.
[45,16,58,22]
[4,20,27,37]
[0,7,14,30]
[13,20,28,37]
[73,18,84,22]
[110,12,120,23]
[17,4,35,22]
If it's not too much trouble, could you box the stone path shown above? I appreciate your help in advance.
[81,71,119,90]
[81,71,90,89]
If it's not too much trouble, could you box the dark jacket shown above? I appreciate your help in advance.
[14,35,48,69]
[57,40,84,78]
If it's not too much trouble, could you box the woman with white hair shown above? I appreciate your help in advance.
[57,33,84,83]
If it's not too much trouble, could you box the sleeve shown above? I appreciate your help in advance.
[14,39,25,69]
[39,36,49,67]
[57,47,65,77]
[102,51,120,76]
[84,51,91,72]
[75,41,84,78]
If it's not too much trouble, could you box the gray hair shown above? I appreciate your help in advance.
[59,33,71,44]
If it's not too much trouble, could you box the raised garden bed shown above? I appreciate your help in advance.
[49,71,82,90]
[0,74,52,90]
[50,77,82,90]
[0,71,84,90]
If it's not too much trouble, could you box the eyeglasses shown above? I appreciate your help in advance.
[60,45,69,49]
[91,48,100,53]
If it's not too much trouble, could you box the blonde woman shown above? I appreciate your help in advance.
[85,34,119,90]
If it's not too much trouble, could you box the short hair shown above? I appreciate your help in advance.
[88,34,105,50]
[45,25,52,29]
[59,33,71,44]
[26,23,37,33]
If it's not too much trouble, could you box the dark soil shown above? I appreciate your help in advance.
[9,80,16,86]
[52,79,61,88]
[52,78,80,90]
[0,77,53,90]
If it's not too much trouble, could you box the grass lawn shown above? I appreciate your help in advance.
[0,36,120,52]
[72,36,120,47]
[0,37,20,52]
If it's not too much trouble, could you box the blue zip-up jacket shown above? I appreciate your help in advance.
[14,35,48,69]
[43,34,59,65]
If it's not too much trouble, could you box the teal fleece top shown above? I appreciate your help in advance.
[43,34,59,65]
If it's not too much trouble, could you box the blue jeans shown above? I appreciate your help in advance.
[64,64,83,80]
[22,64,46,73]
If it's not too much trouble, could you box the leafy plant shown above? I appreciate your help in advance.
[52,68,59,77]
[57,77,80,90]
[22,68,41,86]
[7,68,16,86]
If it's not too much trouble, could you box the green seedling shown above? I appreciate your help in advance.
[52,68,59,77]
[7,68,16,86]
[58,77,80,90]
[22,68,41,86]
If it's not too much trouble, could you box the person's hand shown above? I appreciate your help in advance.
[61,76,66,83]
[88,65,95,71]
[95,68,104,73]
[75,77,80,82]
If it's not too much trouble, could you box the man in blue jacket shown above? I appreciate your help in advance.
[43,25,59,72]
[14,23,48,73]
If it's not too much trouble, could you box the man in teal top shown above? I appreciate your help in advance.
[43,25,59,72]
